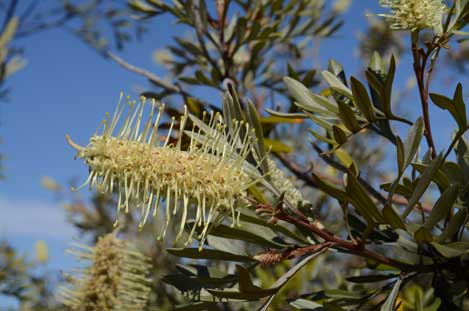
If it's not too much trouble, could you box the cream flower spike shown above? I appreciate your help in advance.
[58,232,151,311]
[378,0,446,33]
[66,94,260,248]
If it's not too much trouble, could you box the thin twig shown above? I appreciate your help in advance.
[216,0,234,80]
[106,51,181,94]
[275,153,317,188]
[412,40,437,158]
[104,51,221,112]
[190,0,224,80]
[255,201,416,272]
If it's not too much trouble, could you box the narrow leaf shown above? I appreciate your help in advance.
[264,138,293,153]
[380,279,402,311]
[332,125,348,145]
[167,248,256,262]
[438,209,467,242]
[239,210,309,244]
[237,265,274,294]
[265,108,308,120]
[453,83,467,130]
[382,55,396,116]
[396,136,405,173]
[289,299,323,310]
[404,154,444,219]
[424,185,459,230]
[346,274,398,283]
[309,130,337,145]
[311,173,349,201]
[321,71,353,99]
[209,223,288,249]
[284,77,335,115]
[351,76,375,121]
[247,100,269,173]
[345,173,384,224]
[383,205,405,230]
[260,116,304,124]
[0,17,18,47]
[258,249,328,311]
[337,101,360,132]
[414,226,433,243]
[411,162,449,190]
[431,242,468,258]
[403,118,424,170]
[430,88,467,130]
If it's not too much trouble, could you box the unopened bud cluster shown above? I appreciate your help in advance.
[268,159,309,208]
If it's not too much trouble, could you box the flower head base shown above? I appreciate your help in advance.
[378,0,446,33]
[58,232,151,311]
[67,94,259,247]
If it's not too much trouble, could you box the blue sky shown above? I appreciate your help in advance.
[0,0,467,307]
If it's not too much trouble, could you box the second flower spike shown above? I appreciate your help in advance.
[378,0,446,33]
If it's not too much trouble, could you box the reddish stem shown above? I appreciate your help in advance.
[275,212,414,271]
[412,44,437,158]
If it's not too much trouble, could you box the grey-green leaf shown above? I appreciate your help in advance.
[332,125,348,145]
[337,101,360,132]
[321,71,353,99]
[383,204,405,230]
[345,173,384,224]
[247,100,269,174]
[404,153,444,219]
[403,118,424,170]
[351,76,375,121]
[284,77,337,115]
[431,242,469,258]
[383,55,396,116]
[209,223,288,249]
[396,136,405,174]
[437,208,467,242]
[167,248,256,262]
[424,184,459,230]
[265,108,308,119]
[380,279,402,311]
[258,249,328,311]
[453,83,467,130]
[289,299,323,310]
[430,84,467,130]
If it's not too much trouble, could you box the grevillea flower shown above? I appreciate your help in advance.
[66,94,259,247]
[58,232,151,310]
[378,0,446,33]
